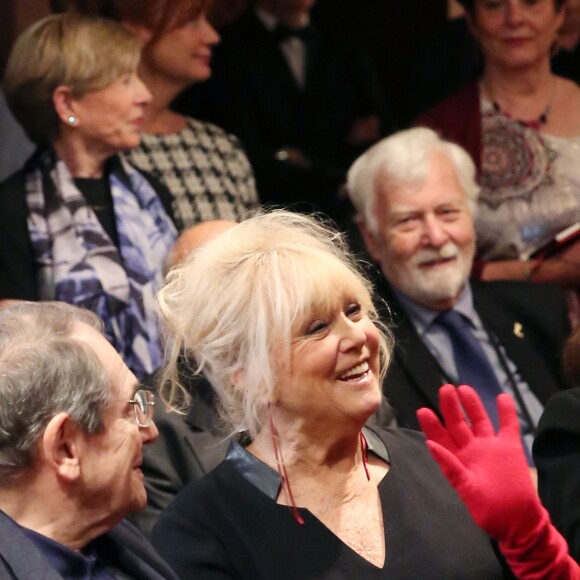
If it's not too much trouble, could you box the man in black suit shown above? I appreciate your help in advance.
[175,0,393,227]
[0,302,178,580]
[346,128,570,463]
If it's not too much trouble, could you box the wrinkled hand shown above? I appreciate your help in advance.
[417,385,538,543]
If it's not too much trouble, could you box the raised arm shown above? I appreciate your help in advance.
[417,384,579,580]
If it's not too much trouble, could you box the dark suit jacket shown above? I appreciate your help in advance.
[0,510,178,579]
[127,376,229,539]
[374,276,570,430]
[174,10,393,226]
[534,387,580,562]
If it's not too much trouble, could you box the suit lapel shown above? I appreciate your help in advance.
[105,522,179,580]
[377,277,448,411]
[247,12,304,94]
[303,22,320,93]
[0,511,64,580]
[472,285,562,405]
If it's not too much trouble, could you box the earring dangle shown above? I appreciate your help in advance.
[267,402,304,524]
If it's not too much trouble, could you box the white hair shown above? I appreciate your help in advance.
[157,210,393,439]
[346,127,480,234]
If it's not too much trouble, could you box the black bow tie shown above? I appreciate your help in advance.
[273,23,311,43]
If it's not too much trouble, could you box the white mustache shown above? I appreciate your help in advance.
[412,242,459,266]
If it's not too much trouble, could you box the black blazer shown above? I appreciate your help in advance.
[534,387,580,562]
[0,510,178,579]
[175,10,393,225]
[374,276,570,429]
[127,379,229,539]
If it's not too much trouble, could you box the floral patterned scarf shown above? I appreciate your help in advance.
[24,149,177,379]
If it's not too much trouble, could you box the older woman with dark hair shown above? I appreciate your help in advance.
[417,0,580,290]
[69,0,260,230]
[152,210,512,579]
[0,13,177,379]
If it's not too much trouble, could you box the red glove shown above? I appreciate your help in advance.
[417,384,579,580]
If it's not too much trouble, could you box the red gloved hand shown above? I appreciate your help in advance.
[417,384,579,580]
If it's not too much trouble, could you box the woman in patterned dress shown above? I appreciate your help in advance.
[417,0,580,290]
[72,0,260,231]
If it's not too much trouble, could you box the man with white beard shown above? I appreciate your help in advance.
[347,128,570,464]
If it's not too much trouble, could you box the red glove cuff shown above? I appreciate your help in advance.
[499,505,580,580]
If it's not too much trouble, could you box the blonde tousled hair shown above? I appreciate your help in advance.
[157,210,393,438]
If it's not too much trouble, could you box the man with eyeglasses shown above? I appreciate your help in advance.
[0,302,178,579]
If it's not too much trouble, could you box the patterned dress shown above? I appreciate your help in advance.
[126,117,259,231]
[476,96,580,260]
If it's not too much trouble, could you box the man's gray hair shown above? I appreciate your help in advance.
[346,127,480,234]
[0,302,111,483]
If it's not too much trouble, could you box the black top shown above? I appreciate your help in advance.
[0,155,176,301]
[74,176,119,247]
[152,426,510,579]
[534,387,580,562]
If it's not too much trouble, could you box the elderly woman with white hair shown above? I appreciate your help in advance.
[152,210,510,579]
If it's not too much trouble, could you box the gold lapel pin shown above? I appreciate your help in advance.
[513,322,524,338]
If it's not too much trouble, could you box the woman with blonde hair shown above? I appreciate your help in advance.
[0,14,177,379]
[153,210,510,579]
[70,0,260,231]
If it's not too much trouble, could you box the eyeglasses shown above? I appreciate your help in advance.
[128,389,155,428]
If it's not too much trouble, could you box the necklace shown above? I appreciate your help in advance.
[487,77,557,131]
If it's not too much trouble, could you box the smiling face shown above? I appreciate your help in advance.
[71,71,151,156]
[74,324,158,521]
[275,287,383,427]
[140,13,220,87]
[367,152,476,311]
[470,0,565,70]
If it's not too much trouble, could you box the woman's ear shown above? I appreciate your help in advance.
[448,0,466,20]
[53,85,79,127]
[554,2,566,33]
[122,22,153,47]
[40,412,82,483]
[463,10,479,42]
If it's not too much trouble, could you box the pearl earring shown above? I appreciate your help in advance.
[68,115,76,125]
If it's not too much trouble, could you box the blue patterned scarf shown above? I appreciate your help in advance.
[25,149,177,379]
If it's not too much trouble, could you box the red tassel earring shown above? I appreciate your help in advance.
[267,402,305,525]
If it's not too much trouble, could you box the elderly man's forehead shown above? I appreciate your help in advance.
[377,153,468,206]
[71,321,117,370]
[71,320,102,342]
[72,321,138,396]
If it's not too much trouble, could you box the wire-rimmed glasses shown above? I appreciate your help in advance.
[128,389,155,428]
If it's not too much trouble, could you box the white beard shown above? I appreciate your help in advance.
[385,241,475,307]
